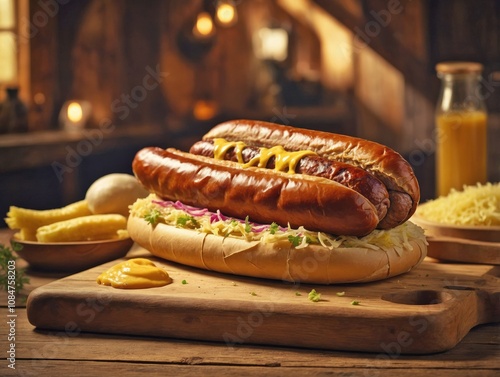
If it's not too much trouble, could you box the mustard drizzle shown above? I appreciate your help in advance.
[212,138,316,174]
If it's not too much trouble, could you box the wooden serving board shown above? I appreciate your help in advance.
[27,248,499,355]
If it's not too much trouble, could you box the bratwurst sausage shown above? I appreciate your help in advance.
[132,147,380,236]
[202,120,420,228]
[189,139,390,224]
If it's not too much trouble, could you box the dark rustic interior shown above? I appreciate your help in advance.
[1,0,499,227]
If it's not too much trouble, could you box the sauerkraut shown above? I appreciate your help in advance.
[416,182,500,226]
[130,194,426,254]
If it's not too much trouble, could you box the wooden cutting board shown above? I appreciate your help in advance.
[27,248,499,355]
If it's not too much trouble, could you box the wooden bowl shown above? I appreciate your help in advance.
[12,237,134,272]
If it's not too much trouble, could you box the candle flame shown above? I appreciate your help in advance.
[67,102,83,123]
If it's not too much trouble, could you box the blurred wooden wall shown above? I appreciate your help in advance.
[312,0,500,200]
[19,0,500,203]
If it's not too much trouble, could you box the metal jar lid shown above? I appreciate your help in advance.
[435,61,484,74]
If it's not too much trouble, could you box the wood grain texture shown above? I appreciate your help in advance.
[426,237,500,265]
[411,215,500,264]
[26,247,500,354]
[0,310,500,376]
[1,229,499,376]
[2,361,500,377]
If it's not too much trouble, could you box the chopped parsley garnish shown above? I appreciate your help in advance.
[144,209,161,225]
[0,242,29,294]
[269,222,279,235]
[181,279,188,285]
[308,289,321,302]
[244,216,252,233]
[288,235,303,247]
[176,214,199,227]
[351,300,360,306]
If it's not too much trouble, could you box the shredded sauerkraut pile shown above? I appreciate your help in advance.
[131,194,426,254]
[416,182,500,226]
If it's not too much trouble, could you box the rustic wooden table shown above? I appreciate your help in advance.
[0,229,498,377]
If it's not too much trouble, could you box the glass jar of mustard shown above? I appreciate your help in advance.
[435,61,488,197]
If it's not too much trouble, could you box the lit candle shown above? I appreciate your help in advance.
[67,102,83,123]
[59,100,92,131]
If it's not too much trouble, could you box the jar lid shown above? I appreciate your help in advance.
[436,61,484,74]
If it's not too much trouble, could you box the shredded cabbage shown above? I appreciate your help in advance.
[131,194,426,253]
[416,182,500,226]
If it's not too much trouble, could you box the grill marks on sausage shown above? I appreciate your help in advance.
[189,140,391,226]
[202,120,420,229]
[133,147,380,236]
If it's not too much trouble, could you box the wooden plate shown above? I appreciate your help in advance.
[424,236,500,265]
[12,237,134,272]
[411,215,500,264]
[411,214,500,243]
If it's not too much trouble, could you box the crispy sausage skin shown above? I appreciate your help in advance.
[203,120,420,229]
[132,147,380,236]
[189,140,390,224]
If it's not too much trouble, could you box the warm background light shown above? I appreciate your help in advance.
[278,0,353,90]
[59,100,92,131]
[33,92,46,105]
[67,102,83,123]
[254,27,288,62]
[0,0,15,28]
[193,99,218,121]
[0,0,16,84]
[193,12,214,38]
[216,1,237,26]
[0,33,16,83]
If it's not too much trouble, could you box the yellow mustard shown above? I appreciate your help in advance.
[213,138,316,174]
[97,258,172,289]
[213,138,247,163]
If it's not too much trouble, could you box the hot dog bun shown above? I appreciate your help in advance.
[127,196,427,284]
[203,120,420,229]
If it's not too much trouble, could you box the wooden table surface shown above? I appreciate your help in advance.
[0,229,499,376]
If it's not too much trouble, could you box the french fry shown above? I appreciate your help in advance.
[5,200,92,232]
[17,228,38,241]
[36,214,127,242]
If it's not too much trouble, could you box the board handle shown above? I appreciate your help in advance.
[479,266,500,324]
[446,266,500,325]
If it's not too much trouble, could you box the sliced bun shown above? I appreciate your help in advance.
[127,215,427,284]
